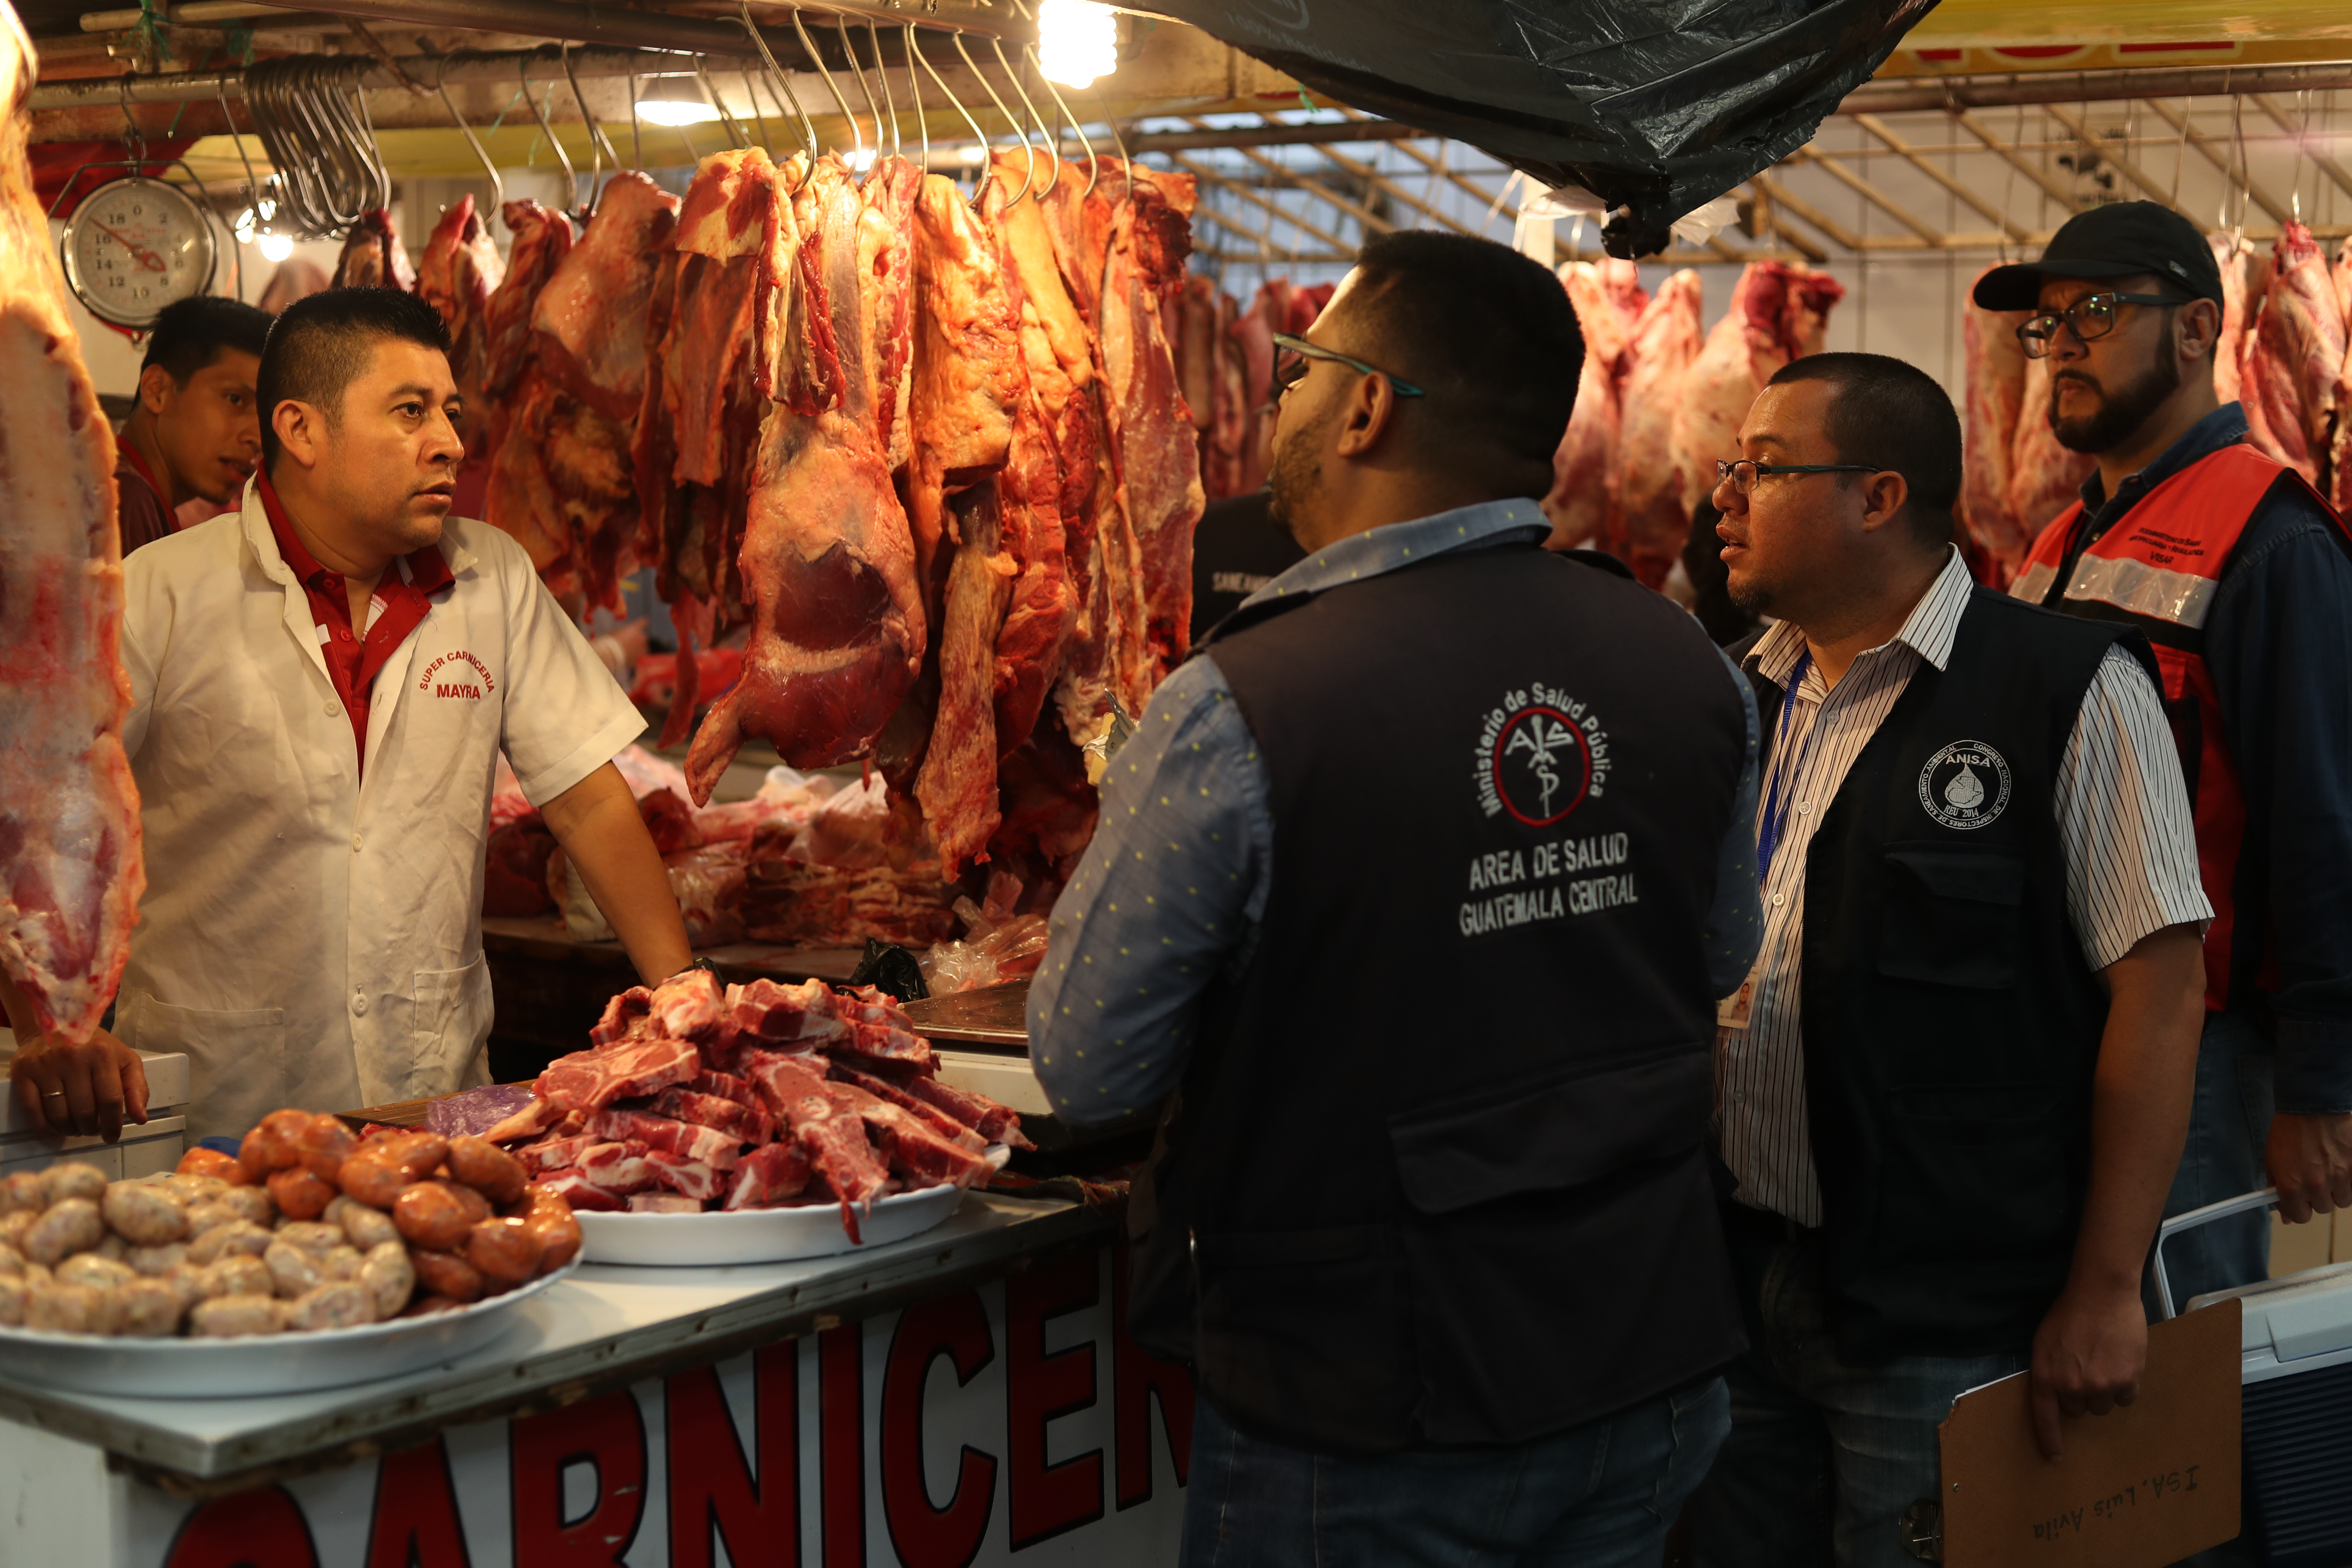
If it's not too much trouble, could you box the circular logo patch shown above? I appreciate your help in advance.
[1488,705,1593,826]
[1917,740,2012,831]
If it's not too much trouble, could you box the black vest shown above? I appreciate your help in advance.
[1753,588,2151,1362]
[1134,542,1750,1455]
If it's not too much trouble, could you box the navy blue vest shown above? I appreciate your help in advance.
[1133,541,1750,1453]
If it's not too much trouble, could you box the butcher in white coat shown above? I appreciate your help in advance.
[0,287,693,1141]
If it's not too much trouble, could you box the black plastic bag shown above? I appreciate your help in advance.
[1145,0,1938,257]
[848,938,930,1004]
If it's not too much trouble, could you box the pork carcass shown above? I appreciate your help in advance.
[2006,353,2096,547]
[2211,231,2254,407]
[1096,160,1204,712]
[0,9,143,1045]
[1614,269,1705,587]
[1226,283,1283,494]
[1544,260,1646,550]
[330,208,414,290]
[1672,261,1845,518]
[904,171,1025,592]
[532,172,681,425]
[2240,221,2344,489]
[481,200,573,403]
[1960,270,2030,571]
[685,155,926,796]
[416,194,505,448]
[484,371,640,609]
[915,483,1017,874]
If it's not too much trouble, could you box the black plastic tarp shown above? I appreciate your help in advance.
[1145,0,1940,257]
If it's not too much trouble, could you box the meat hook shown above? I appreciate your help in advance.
[909,27,991,199]
[905,24,928,173]
[692,54,753,151]
[866,20,902,165]
[433,53,505,211]
[833,15,885,166]
[790,8,864,164]
[563,41,624,205]
[993,34,1057,197]
[738,2,819,178]
[1030,44,1096,199]
[953,31,1032,202]
[741,68,772,155]
[519,49,582,222]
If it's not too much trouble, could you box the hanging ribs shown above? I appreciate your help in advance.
[2242,221,2344,490]
[0,9,144,1045]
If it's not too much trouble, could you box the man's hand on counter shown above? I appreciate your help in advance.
[2267,1111,2352,1224]
[8,1026,151,1143]
[541,760,695,983]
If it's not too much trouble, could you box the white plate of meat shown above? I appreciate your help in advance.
[574,1181,977,1267]
[0,1258,581,1400]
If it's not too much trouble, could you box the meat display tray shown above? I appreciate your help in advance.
[0,1258,580,1400]
[575,1181,973,1266]
[901,980,1030,1052]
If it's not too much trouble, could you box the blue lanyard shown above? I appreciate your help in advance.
[1755,651,1821,886]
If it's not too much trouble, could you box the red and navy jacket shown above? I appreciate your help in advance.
[2015,405,2352,1113]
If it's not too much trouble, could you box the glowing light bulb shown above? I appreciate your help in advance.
[847,146,877,172]
[1037,0,1117,89]
[637,98,723,128]
[259,232,294,263]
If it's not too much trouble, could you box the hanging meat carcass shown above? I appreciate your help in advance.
[481,199,572,404]
[685,155,927,799]
[1672,261,1844,521]
[1226,282,1283,495]
[1614,269,1704,588]
[0,6,144,1044]
[2211,231,2253,408]
[416,193,505,447]
[1960,267,2030,573]
[2241,221,2344,491]
[533,172,682,426]
[1544,260,1645,550]
[331,208,414,290]
[2006,353,2096,546]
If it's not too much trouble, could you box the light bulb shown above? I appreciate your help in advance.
[637,98,723,127]
[259,232,294,263]
[847,146,877,172]
[1037,0,1117,89]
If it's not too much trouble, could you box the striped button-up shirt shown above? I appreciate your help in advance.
[1718,548,2212,1226]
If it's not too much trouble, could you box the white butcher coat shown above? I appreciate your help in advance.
[114,487,644,1140]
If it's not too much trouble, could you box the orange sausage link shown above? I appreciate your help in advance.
[446,1136,527,1206]
[294,1116,357,1182]
[176,1148,243,1184]
[384,1132,451,1184]
[407,1249,484,1304]
[236,1109,311,1182]
[265,1167,336,1222]
[337,1148,408,1210]
[464,1216,545,1285]
[392,1182,475,1252]
[522,1194,582,1272]
[444,1182,493,1228]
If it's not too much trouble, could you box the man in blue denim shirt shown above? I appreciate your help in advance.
[1032,233,1763,1568]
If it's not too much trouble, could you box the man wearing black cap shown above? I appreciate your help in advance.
[1976,201,2352,1306]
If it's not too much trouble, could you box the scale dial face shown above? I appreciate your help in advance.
[59,176,217,330]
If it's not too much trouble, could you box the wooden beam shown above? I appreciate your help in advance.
[1200,128,1399,237]
[1850,113,2028,241]
[2253,93,2352,206]
[1313,142,1476,235]
[1751,171,1868,253]
[2140,98,2291,225]
[1786,146,1945,245]
[1954,107,2084,215]
[1170,151,1354,255]
[2044,103,2196,221]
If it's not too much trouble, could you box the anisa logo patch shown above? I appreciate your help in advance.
[1475,683,1612,826]
[418,649,495,701]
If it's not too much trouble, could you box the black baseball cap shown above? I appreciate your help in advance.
[1972,201,2224,311]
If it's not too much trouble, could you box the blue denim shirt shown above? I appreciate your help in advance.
[2051,404,2352,1112]
[1028,499,1763,1126]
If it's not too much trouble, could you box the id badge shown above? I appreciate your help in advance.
[1716,973,1758,1030]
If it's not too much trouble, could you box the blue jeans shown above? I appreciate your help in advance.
[2146,1009,2274,1317]
[1683,1219,2027,1568]
[1180,1379,1730,1568]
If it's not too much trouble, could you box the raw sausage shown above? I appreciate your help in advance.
[23,1198,103,1266]
[26,1281,104,1333]
[160,1173,230,1205]
[264,1240,324,1298]
[103,1181,190,1246]
[193,1255,274,1300]
[176,1147,245,1184]
[266,1167,336,1221]
[318,1245,364,1282]
[336,1145,409,1209]
[294,1116,357,1181]
[39,1164,106,1205]
[447,1136,528,1205]
[326,1195,403,1250]
[384,1132,452,1182]
[126,1242,189,1277]
[0,1275,26,1326]
[393,1182,481,1251]
[220,1186,277,1228]
[408,1249,484,1303]
[359,1241,415,1319]
[187,1221,273,1265]
[0,1241,22,1277]
[0,1171,46,1214]
[109,1278,184,1337]
[465,1217,544,1285]
[285,1281,375,1331]
[273,1221,345,1256]
[56,1253,134,1290]
[521,1193,582,1271]
[0,1211,34,1250]
[184,1200,239,1235]
[191,1293,281,1338]
[238,1109,312,1181]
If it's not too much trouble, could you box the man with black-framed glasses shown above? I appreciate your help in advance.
[1981,200,2352,1316]
[1683,351,2210,1567]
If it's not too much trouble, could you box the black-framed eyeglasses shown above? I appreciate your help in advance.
[2016,292,2186,359]
[1271,332,1427,401]
[1715,459,1890,496]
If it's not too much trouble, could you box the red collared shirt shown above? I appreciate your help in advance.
[256,468,454,776]
[115,441,176,557]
